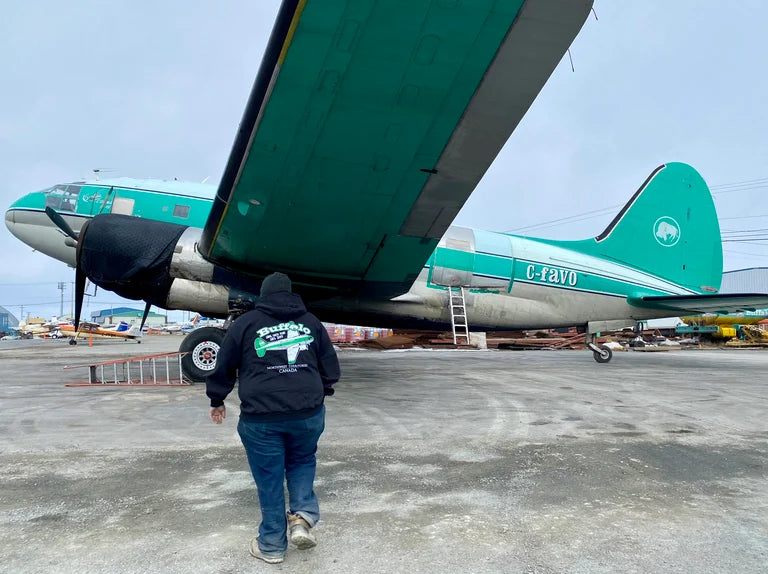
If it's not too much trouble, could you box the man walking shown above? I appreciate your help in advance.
[206,272,340,564]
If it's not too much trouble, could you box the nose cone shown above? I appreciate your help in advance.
[5,203,20,238]
[5,192,42,240]
[5,191,78,266]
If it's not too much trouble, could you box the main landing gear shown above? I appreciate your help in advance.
[586,333,613,364]
[179,327,226,382]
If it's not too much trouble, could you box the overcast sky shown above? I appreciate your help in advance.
[2,1,768,322]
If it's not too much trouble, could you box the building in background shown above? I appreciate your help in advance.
[90,307,166,327]
[0,306,20,334]
[720,267,768,294]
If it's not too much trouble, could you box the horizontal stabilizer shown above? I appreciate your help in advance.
[628,293,768,314]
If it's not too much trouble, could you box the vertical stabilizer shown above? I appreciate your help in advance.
[587,163,722,292]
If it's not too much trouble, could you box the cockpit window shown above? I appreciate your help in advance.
[43,184,81,213]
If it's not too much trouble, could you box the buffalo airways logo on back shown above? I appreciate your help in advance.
[254,321,315,365]
[653,216,681,247]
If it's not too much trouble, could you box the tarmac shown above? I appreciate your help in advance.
[0,336,767,573]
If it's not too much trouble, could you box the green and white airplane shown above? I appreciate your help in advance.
[6,0,768,379]
[254,328,315,365]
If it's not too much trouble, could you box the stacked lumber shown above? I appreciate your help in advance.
[490,332,587,350]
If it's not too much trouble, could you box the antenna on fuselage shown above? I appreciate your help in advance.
[92,168,116,181]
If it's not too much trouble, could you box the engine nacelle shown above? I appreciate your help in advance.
[78,214,257,317]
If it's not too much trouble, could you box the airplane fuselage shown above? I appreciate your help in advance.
[5,178,689,332]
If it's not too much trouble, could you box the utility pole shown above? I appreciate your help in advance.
[57,282,65,318]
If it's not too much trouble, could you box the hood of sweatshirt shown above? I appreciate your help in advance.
[253,292,307,320]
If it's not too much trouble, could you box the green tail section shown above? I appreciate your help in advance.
[555,163,723,292]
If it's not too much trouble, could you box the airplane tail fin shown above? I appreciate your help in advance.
[582,163,723,292]
[254,338,268,357]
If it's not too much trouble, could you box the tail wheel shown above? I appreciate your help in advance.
[180,327,226,382]
[592,344,613,364]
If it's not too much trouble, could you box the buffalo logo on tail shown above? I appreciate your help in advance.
[653,216,681,247]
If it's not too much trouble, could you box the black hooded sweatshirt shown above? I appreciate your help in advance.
[206,292,340,422]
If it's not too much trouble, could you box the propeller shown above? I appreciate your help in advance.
[44,207,87,331]
[44,207,79,241]
[139,302,152,333]
[44,208,183,335]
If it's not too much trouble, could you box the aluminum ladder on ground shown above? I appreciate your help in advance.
[63,351,190,386]
[449,286,470,345]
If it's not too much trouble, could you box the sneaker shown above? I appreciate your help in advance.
[287,513,317,549]
[249,538,284,564]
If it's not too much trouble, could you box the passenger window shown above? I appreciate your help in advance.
[173,204,190,219]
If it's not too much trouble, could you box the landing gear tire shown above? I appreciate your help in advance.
[592,344,613,364]
[68,338,77,346]
[180,327,226,382]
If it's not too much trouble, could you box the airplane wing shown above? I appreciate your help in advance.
[286,344,300,364]
[629,294,768,315]
[199,0,593,298]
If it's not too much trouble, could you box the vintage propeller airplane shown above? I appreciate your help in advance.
[59,320,142,344]
[6,0,768,380]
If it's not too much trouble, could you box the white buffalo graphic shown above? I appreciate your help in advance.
[656,221,679,243]
[653,217,681,246]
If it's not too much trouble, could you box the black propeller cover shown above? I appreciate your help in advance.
[77,214,187,305]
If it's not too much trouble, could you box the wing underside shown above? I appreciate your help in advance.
[629,294,768,315]
[286,344,300,364]
[200,0,593,298]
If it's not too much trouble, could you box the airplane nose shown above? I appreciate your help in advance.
[5,208,16,230]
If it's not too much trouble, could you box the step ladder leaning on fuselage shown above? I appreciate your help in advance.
[449,286,470,345]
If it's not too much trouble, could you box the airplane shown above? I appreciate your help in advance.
[59,320,142,344]
[5,0,768,381]
[254,324,315,365]
[16,319,55,338]
[157,313,216,333]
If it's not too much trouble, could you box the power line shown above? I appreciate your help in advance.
[509,206,619,234]
[504,176,768,234]
[710,176,768,189]
[0,282,67,287]
[0,300,144,308]
[0,301,62,307]
[724,248,768,257]
[721,228,768,234]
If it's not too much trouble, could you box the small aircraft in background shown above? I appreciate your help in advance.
[16,319,55,338]
[152,313,210,333]
[59,320,142,344]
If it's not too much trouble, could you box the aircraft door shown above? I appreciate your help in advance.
[430,227,475,287]
[110,195,135,216]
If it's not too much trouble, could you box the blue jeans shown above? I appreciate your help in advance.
[237,406,325,556]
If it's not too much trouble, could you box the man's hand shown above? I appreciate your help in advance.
[210,405,226,424]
